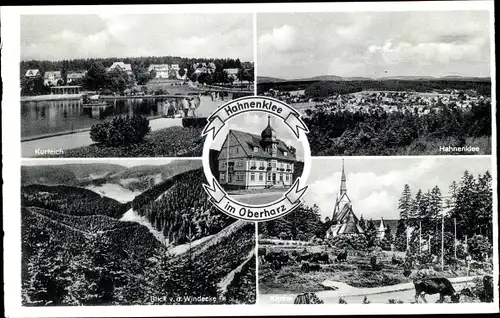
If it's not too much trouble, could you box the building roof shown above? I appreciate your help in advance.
[67,71,87,79]
[25,69,40,77]
[224,68,239,74]
[373,219,398,235]
[44,71,62,79]
[108,62,132,72]
[224,129,296,161]
[148,64,170,71]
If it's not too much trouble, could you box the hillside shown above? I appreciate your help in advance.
[21,178,256,305]
[21,164,127,185]
[131,168,234,246]
[22,161,203,194]
[21,184,129,218]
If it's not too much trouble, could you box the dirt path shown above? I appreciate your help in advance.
[217,249,255,295]
[259,276,481,304]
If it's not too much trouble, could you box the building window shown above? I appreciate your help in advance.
[259,161,265,168]
[250,173,255,181]
[250,160,256,167]
[253,147,258,153]
[220,173,225,181]
[279,174,283,181]
[284,151,288,156]
[259,173,264,181]
[236,172,243,181]
[235,147,239,154]
[267,173,272,181]
[239,160,244,167]
[271,161,276,168]
[285,174,289,181]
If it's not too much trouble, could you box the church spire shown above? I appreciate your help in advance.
[340,159,347,195]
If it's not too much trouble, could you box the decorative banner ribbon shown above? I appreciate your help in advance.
[203,177,308,222]
[202,96,309,140]
[201,96,310,222]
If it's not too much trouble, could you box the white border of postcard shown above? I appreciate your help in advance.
[2,1,497,316]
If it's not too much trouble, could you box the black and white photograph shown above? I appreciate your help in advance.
[208,113,304,205]
[21,159,256,305]
[2,2,498,317]
[257,11,492,156]
[20,14,254,158]
[258,157,494,304]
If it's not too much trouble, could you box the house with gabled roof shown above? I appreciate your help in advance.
[43,71,62,86]
[25,69,40,78]
[217,116,296,190]
[107,61,134,76]
[326,160,365,238]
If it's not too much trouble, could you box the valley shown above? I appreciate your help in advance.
[21,162,256,306]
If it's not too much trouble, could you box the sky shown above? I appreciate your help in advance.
[210,112,304,160]
[21,158,185,168]
[257,11,491,79]
[303,157,492,221]
[21,14,253,61]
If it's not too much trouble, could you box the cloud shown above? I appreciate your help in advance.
[302,157,489,222]
[258,24,297,53]
[21,14,253,61]
[257,11,490,78]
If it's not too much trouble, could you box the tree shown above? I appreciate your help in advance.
[398,184,412,223]
[359,214,366,231]
[83,62,108,91]
[365,219,378,248]
[467,235,492,261]
[408,189,423,228]
[178,68,186,78]
[394,219,407,251]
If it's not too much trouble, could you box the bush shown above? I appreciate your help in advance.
[182,117,208,128]
[330,235,368,251]
[90,115,151,147]
[468,235,492,261]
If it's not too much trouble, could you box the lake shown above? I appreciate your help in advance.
[21,95,226,138]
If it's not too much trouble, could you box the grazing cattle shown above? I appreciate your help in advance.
[296,253,313,263]
[404,269,459,303]
[311,252,330,264]
[301,262,321,273]
[336,250,348,262]
[266,251,290,270]
[294,293,324,304]
[481,275,493,302]
[391,253,404,265]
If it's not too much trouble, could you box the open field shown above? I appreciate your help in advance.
[258,243,492,296]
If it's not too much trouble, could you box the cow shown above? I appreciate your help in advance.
[301,262,321,273]
[391,253,405,265]
[481,275,493,303]
[266,251,290,270]
[336,250,348,262]
[404,269,460,303]
[294,293,324,304]
[311,252,330,264]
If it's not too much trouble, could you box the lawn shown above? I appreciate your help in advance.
[258,244,492,295]
[40,126,204,158]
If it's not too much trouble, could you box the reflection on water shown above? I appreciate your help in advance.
[21,96,202,138]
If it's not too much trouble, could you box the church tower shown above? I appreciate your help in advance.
[326,159,365,238]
